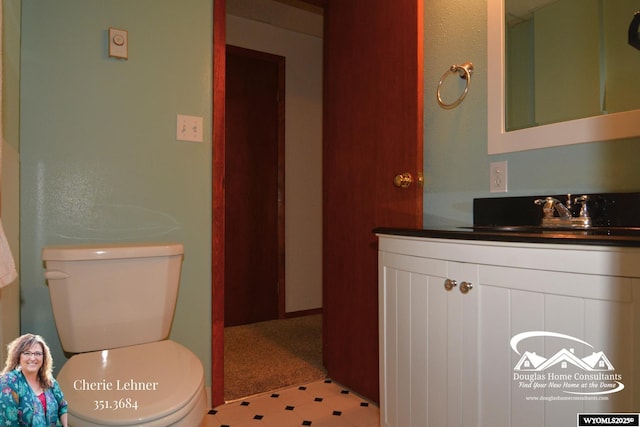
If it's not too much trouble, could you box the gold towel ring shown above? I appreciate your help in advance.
[436,62,474,109]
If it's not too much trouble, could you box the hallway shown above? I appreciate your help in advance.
[224,315,325,401]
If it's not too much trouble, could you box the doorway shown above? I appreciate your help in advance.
[213,0,324,406]
[214,0,425,408]
[224,45,285,327]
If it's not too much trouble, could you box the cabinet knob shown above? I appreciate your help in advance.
[460,281,473,294]
[444,278,457,291]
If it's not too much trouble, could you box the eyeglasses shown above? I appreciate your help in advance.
[22,351,44,358]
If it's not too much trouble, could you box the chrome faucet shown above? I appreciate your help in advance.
[534,196,572,220]
[534,194,591,228]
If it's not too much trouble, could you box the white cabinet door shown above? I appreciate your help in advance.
[379,251,479,427]
[479,265,638,427]
[379,236,640,427]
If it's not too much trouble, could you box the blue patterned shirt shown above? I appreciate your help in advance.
[0,369,67,426]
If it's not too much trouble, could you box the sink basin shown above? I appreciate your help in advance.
[462,225,544,233]
[471,193,640,237]
[459,226,640,237]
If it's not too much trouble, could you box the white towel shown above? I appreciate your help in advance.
[0,218,17,288]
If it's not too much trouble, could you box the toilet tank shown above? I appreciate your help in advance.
[42,243,184,354]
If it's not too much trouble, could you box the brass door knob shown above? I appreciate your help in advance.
[460,282,473,294]
[393,172,413,188]
[444,278,457,291]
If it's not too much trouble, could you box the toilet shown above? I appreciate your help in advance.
[42,243,207,427]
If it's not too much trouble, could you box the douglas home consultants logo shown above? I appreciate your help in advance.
[511,331,624,397]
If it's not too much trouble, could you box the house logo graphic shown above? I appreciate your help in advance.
[514,348,615,372]
[511,331,624,396]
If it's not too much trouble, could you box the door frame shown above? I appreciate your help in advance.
[212,0,423,407]
[212,0,226,407]
[224,44,286,327]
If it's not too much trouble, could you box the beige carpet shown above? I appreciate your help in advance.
[224,314,326,401]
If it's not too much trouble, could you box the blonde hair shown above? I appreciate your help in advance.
[2,333,55,389]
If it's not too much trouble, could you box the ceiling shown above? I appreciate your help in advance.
[228,0,561,35]
[227,0,323,38]
[506,0,560,25]
[273,0,323,15]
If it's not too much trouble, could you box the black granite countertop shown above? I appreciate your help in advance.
[374,226,640,247]
[375,192,640,248]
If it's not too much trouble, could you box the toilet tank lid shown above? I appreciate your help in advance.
[42,243,184,261]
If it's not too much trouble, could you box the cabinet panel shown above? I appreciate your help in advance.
[510,290,546,426]
[454,262,479,427]
[380,252,443,427]
[380,236,640,427]
[380,260,398,426]
[426,267,447,427]
[410,273,429,426]
[582,297,633,412]
[478,284,513,427]
[480,280,637,427]
[379,252,478,427]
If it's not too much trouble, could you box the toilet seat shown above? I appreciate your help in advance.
[56,340,205,426]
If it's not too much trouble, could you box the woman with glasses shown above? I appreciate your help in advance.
[0,333,68,426]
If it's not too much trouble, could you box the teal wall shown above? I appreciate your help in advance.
[18,0,212,382]
[506,19,534,131]
[534,0,601,126]
[4,0,20,154]
[423,0,640,227]
[9,0,640,390]
[604,0,640,113]
[1,0,22,359]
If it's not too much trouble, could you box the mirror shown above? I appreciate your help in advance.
[505,0,640,131]
[488,0,640,154]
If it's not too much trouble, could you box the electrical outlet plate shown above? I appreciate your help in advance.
[490,160,508,193]
[176,114,204,142]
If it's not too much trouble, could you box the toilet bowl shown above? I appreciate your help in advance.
[57,341,206,426]
[42,243,206,426]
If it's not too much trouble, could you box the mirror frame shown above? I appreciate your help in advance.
[487,0,640,154]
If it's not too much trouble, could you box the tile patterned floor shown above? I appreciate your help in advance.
[203,379,380,427]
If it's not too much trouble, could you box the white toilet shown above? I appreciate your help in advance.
[42,243,207,427]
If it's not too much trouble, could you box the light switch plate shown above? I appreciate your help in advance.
[108,27,128,60]
[176,114,204,142]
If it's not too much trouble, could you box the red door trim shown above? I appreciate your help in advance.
[212,0,226,408]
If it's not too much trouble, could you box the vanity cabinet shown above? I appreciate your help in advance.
[378,234,640,427]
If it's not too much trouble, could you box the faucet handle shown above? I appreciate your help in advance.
[534,197,553,205]
[571,195,592,228]
[574,195,590,217]
[534,196,573,221]
[534,197,555,218]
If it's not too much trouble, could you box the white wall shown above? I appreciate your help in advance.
[227,14,323,313]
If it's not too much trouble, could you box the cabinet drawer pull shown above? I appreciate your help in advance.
[460,281,473,294]
[444,278,457,291]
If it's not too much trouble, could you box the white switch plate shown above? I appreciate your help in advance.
[490,160,508,193]
[108,27,128,60]
[176,114,204,142]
